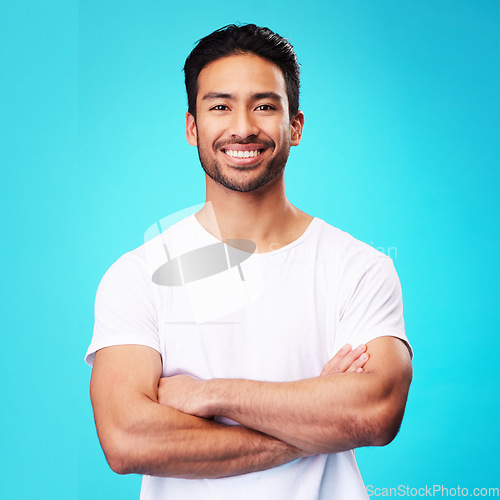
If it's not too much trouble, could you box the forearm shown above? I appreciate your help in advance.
[91,345,307,480]
[99,393,307,478]
[204,373,382,454]
[165,337,412,455]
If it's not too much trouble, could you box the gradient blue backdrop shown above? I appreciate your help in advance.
[1,1,498,498]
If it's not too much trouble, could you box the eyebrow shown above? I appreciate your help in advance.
[253,92,282,102]
[202,91,283,102]
[202,92,234,101]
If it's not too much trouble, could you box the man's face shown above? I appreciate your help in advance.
[186,53,304,193]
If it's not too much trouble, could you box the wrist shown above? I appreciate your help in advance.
[203,378,224,417]
[280,440,313,461]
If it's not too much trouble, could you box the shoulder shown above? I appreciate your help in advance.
[101,215,199,281]
[312,218,391,269]
[306,219,402,306]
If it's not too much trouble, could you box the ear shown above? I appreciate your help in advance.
[290,111,304,146]
[186,112,198,146]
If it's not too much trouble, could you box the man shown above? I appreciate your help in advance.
[86,24,412,500]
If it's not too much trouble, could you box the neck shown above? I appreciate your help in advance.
[196,174,313,253]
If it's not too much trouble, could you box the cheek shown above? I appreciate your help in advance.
[195,131,213,149]
[271,120,291,142]
[197,122,224,146]
[274,128,291,148]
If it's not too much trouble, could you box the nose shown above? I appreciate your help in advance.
[229,108,259,140]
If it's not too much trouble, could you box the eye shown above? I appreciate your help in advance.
[210,104,229,111]
[255,104,275,111]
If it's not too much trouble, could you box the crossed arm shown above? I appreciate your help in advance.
[90,336,412,478]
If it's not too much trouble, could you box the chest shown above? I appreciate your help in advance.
[157,252,341,381]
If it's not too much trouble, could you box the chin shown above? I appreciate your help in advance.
[200,155,287,194]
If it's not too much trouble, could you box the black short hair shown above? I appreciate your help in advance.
[184,24,300,120]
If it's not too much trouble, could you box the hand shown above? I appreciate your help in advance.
[158,374,214,418]
[320,344,369,376]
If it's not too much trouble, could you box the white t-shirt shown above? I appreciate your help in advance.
[86,215,411,500]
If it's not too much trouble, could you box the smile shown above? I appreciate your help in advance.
[223,149,263,159]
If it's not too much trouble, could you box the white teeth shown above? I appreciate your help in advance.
[224,149,262,158]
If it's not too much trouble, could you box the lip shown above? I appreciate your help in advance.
[219,144,268,167]
[221,143,265,151]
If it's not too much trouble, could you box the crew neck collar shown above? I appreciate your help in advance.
[188,214,319,257]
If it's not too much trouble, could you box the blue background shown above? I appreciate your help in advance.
[1,1,498,498]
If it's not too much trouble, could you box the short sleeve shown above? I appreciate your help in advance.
[84,252,161,367]
[337,256,412,357]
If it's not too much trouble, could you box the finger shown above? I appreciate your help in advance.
[321,344,368,376]
[340,344,367,372]
[320,344,352,376]
[347,352,369,373]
